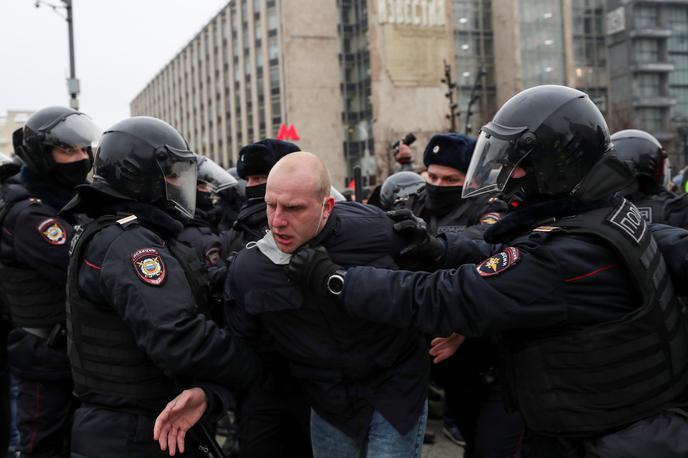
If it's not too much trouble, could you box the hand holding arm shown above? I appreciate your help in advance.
[429,332,466,364]
[154,387,208,456]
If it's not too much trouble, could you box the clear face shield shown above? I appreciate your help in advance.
[157,146,198,218]
[197,157,238,194]
[42,113,101,154]
[462,124,535,198]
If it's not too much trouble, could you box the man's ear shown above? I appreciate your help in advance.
[322,196,336,219]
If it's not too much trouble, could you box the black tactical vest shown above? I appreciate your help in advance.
[630,191,674,224]
[0,194,66,328]
[505,198,688,436]
[67,214,208,399]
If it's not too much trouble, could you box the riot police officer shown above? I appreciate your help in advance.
[0,106,100,458]
[61,116,260,457]
[289,85,688,457]
[378,171,425,210]
[0,153,21,457]
[611,129,675,223]
[402,134,506,234]
[221,139,312,458]
[394,134,519,456]
[177,156,238,324]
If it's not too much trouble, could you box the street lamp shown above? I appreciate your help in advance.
[35,0,79,110]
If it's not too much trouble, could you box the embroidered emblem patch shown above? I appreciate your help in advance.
[606,198,646,245]
[38,219,67,245]
[479,212,501,225]
[476,247,521,277]
[131,248,166,286]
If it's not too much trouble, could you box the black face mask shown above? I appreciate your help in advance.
[53,159,91,189]
[245,183,267,200]
[425,183,464,216]
[196,191,215,211]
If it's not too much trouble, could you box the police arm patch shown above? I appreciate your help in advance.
[37,218,67,245]
[131,248,167,286]
[476,247,521,277]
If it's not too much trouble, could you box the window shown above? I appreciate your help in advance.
[637,74,661,97]
[635,39,659,64]
[637,107,664,131]
[634,5,658,29]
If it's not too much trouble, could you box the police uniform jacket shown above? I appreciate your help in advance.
[221,198,268,258]
[403,187,505,235]
[66,194,260,416]
[0,168,77,379]
[339,195,688,441]
[227,202,429,441]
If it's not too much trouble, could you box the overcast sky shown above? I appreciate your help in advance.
[0,0,229,130]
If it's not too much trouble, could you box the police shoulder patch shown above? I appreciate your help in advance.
[131,248,166,286]
[476,247,521,277]
[38,218,67,245]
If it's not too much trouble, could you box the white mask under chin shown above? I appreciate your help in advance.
[256,231,292,265]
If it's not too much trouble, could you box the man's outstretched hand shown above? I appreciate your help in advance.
[429,333,466,364]
[154,387,208,456]
[288,246,342,296]
[387,209,445,264]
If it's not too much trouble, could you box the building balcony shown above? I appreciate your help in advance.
[630,28,672,39]
[633,96,676,108]
[631,62,675,73]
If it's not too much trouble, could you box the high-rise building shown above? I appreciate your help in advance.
[133,1,688,184]
[0,110,33,155]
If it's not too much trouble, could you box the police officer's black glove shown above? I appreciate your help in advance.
[288,246,342,297]
[387,209,445,264]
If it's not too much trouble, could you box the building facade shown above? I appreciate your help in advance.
[0,110,33,156]
[131,0,688,185]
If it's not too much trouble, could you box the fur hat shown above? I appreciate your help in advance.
[422,134,476,173]
[237,139,300,179]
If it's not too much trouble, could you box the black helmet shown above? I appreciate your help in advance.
[12,106,100,175]
[463,85,610,204]
[379,171,426,210]
[610,129,668,188]
[93,117,197,218]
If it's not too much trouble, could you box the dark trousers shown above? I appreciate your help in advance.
[1,318,11,455]
[435,340,523,458]
[237,385,312,458]
[525,410,688,458]
[7,329,75,458]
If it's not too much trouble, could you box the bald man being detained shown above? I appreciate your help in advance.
[229,152,428,457]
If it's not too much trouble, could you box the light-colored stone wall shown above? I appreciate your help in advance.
[0,110,33,155]
[280,0,347,187]
[492,0,522,106]
[368,0,454,178]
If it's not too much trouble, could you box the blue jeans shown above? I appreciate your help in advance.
[310,401,427,458]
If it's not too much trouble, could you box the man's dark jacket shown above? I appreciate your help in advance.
[227,202,429,441]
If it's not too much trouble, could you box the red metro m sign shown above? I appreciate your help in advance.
[277,123,300,141]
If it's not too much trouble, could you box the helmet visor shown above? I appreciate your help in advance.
[159,146,197,218]
[197,157,238,193]
[42,113,101,150]
[462,127,531,198]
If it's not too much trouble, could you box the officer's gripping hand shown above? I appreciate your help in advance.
[429,333,466,364]
[288,246,342,296]
[154,387,207,456]
[387,209,445,263]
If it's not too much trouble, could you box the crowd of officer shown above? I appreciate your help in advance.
[0,83,687,458]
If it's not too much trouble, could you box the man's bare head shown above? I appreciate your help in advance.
[265,152,335,253]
